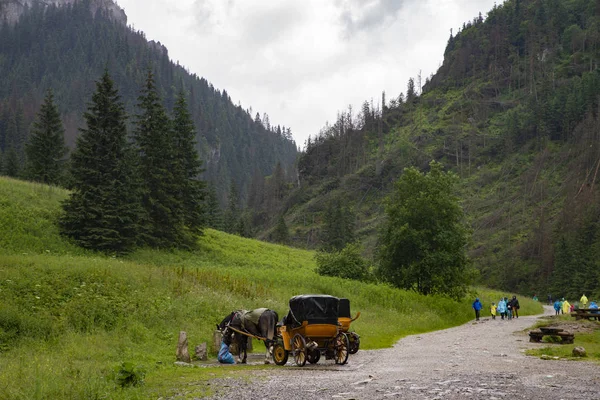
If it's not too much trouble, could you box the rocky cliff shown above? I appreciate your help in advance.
[0,0,127,25]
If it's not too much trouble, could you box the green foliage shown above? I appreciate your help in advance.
[59,70,142,254]
[377,161,471,299]
[316,242,372,282]
[113,362,146,388]
[25,90,68,185]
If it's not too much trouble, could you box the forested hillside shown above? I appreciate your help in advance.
[277,0,600,299]
[0,0,297,204]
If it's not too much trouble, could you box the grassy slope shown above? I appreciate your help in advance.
[0,177,542,399]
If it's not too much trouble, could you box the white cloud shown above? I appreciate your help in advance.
[116,0,502,147]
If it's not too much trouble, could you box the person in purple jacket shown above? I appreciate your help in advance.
[472,298,483,321]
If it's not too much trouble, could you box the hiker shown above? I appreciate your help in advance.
[510,296,520,318]
[490,302,497,320]
[561,298,571,315]
[553,299,561,315]
[547,294,552,305]
[533,294,538,301]
[580,294,588,308]
[589,301,598,314]
[506,297,513,320]
[472,297,483,321]
[497,298,507,320]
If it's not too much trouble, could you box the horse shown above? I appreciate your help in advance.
[217,308,278,364]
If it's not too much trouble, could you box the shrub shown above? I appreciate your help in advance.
[113,362,146,387]
[315,243,372,282]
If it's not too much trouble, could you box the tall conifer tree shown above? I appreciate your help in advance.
[172,91,206,234]
[25,90,68,185]
[60,70,141,254]
[133,71,186,247]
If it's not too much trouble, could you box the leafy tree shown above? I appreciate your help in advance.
[59,70,141,254]
[25,90,68,185]
[316,242,371,282]
[133,70,186,247]
[272,214,289,244]
[171,91,206,234]
[377,161,471,299]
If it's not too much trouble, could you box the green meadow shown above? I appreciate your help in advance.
[0,177,543,399]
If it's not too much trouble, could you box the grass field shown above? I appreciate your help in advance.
[0,177,543,399]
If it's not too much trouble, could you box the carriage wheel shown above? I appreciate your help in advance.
[348,332,360,354]
[272,342,289,366]
[307,348,321,364]
[292,334,307,367]
[334,333,349,365]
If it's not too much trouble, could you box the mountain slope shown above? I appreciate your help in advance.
[278,0,600,298]
[0,0,297,203]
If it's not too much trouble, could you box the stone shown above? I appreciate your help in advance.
[176,331,191,363]
[195,343,208,361]
[572,346,587,357]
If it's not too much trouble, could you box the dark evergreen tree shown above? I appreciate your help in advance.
[172,91,206,234]
[272,214,289,244]
[133,70,186,248]
[224,179,240,234]
[59,70,141,254]
[4,146,19,177]
[321,198,355,251]
[205,183,224,230]
[25,90,68,185]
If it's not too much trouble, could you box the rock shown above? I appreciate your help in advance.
[174,361,194,368]
[176,331,191,363]
[195,343,208,361]
[572,346,587,357]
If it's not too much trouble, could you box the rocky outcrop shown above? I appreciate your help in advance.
[0,0,127,26]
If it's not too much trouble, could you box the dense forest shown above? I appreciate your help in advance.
[0,0,297,205]
[274,0,600,299]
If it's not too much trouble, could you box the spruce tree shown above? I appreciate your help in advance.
[4,146,20,177]
[205,183,223,230]
[172,91,205,234]
[59,70,141,254]
[133,71,186,247]
[272,214,289,244]
[25,90,68,185]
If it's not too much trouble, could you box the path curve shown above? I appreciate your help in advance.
[208,306,600,399]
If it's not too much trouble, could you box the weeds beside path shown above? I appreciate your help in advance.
[206,306,600,400]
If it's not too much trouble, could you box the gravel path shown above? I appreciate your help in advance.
[207,306,600,399]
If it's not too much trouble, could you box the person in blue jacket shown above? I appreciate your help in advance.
[472,298,483,321]
[497,298,507,320]
[553,299,561,316]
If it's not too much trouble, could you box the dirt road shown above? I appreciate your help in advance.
[207,306,600,399]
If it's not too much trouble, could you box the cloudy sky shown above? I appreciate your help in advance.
[115,0,502,148]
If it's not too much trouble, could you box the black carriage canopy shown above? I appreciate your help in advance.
[285,295,340,326]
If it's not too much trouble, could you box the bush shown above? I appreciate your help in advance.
[113,362,146,387]
[315,243,372,282]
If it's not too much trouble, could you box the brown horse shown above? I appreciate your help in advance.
[217,308,278,364]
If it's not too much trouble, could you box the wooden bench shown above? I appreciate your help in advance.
[571,308,600,321]
[529,327,574,344]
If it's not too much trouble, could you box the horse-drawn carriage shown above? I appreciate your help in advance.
[272,294,360,367]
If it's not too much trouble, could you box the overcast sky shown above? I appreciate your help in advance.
[115,0,502,148]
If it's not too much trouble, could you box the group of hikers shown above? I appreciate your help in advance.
[552,294,599,315]
[472,294,600,321]
[472,296,520,321]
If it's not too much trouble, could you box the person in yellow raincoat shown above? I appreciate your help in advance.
[562,298,571,314]
[490,302,497,320]
[580,294,588,308]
